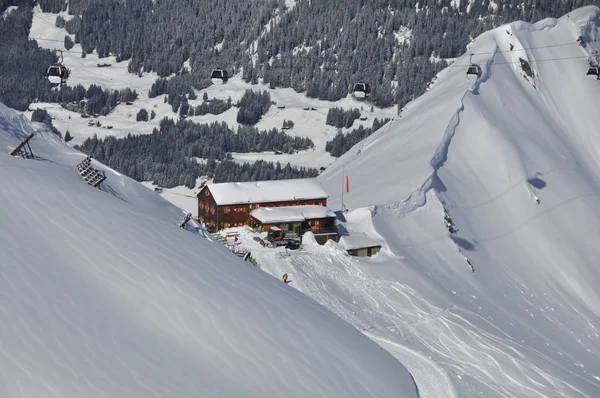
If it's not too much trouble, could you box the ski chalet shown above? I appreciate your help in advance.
[197,179,337,241]
[249,205,338,244]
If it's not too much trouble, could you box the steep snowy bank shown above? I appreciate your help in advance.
[313,5,600,397]
[0,103,418,398]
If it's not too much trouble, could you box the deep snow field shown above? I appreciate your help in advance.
[218,6,600,398]
[6,3,600,397]
[0,102,420,397]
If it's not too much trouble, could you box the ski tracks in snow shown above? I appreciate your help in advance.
[257,245,457,398]
[364,333,458,398]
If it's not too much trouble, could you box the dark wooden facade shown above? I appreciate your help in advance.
[249,216,338,245]
[197,185,327,232]
[249,216,335,234]
[347,246,381,257]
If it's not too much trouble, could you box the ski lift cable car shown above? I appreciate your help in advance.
[587,51,600,79]
[587,65,600,80]
[352,82,371,99]
[466,54,482,78]
[46,50,70,85]
[210,68,229,84]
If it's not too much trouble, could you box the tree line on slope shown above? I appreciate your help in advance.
[325,117,391,157]
[236,90,272,126]
[326,107,362,129]
[75,117,317,188]
[2,1,597,113]
[0,4,140,113]
[30,108,62,138]
[0,5,61,111]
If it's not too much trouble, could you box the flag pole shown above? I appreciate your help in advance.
[341,165,345,212]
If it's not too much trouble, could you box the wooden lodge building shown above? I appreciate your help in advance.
[249,205,338,244]
[197,179,336,238]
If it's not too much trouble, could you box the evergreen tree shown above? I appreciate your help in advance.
[136,108,149,122]
[64,35,74,50]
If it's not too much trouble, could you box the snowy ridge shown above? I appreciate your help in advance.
[312,5,600,397]
[0,103,419,397]
[399,45,498,214]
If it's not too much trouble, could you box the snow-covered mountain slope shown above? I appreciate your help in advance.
[0,104,419,397]
[312,5,600,397]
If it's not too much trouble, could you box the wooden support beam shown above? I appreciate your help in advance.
[10,133,35,158]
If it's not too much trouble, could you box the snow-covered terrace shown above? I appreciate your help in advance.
[250,205,336,224]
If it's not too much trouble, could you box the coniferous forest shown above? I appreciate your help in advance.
[75,118,317,188]
[3,0,597,111]
[1,0,597,186]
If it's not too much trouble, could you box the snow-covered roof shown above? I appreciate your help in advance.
[206,178,328,206]
[338,232,382,250]
[250,205,336,224]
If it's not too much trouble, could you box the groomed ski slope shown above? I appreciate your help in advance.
[0,103,418,398]
[314,5,600,398]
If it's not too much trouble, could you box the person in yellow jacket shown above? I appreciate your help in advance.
[282,273,289,283]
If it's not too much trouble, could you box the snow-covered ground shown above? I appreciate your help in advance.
[218,6,600,398]
[141,180,206,215]
[20,5,600,397]
[316,5,600,398]
[0,103,420,397]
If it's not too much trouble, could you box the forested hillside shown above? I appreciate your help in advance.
[76,118,317,188]
[2,0,596,112]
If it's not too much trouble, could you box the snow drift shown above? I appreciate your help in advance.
[0,103,418,397]
[317,6,600,398]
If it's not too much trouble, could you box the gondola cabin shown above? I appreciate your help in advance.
[211,68,229,84]
[352,83,371,99]
[587,66,600,80]
[466,64,482,78]
[47,65,69,86]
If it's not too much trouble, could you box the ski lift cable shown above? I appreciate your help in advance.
[264,46,600,74]
[444,54,593,68]
[264,54,594,73]
[43,46,136,86]
[466,39,598,56]
[40,45,133,70]
[31,33,598,59]
[164,191,198,199]
[31,35,219,63]
[31,33,600,76]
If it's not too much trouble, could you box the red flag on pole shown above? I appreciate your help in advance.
[346,175,349,193]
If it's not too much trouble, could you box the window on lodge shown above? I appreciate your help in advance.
[224,206,231,213]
